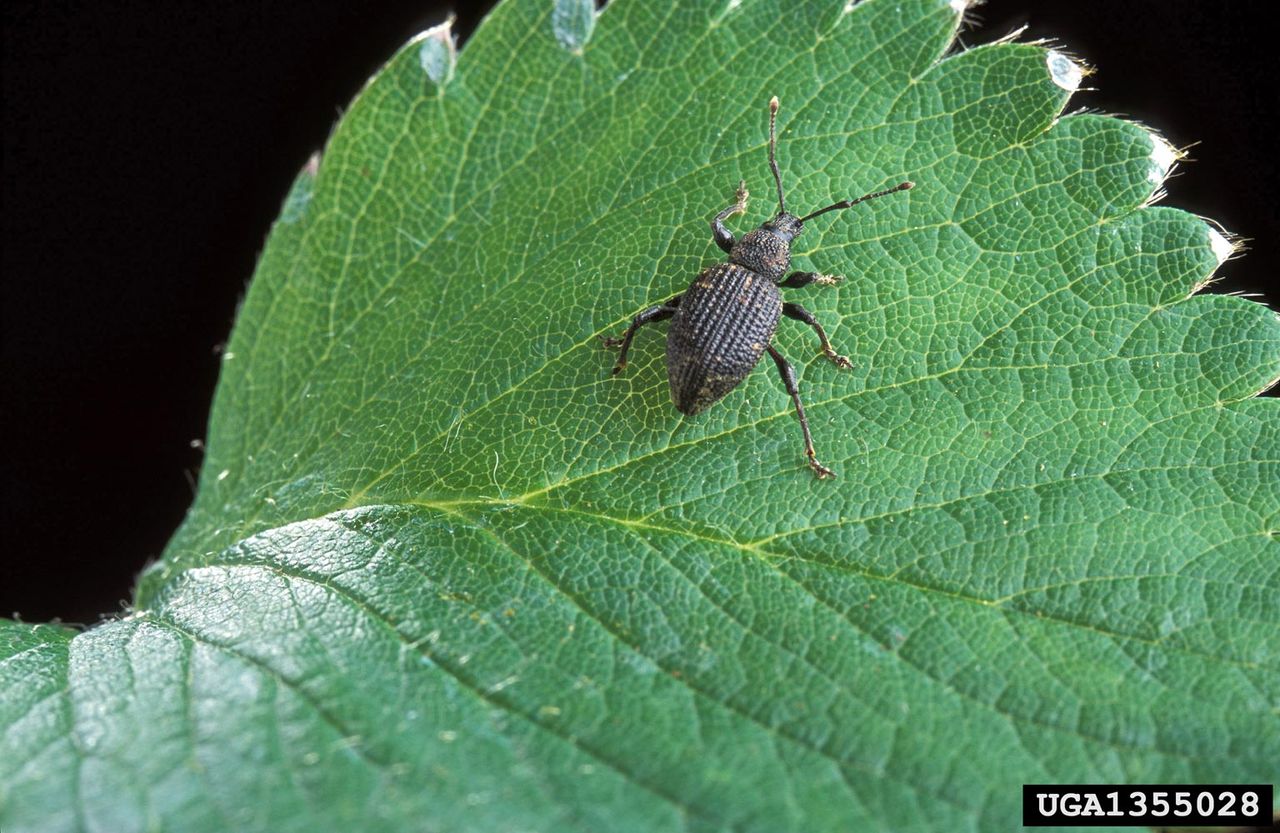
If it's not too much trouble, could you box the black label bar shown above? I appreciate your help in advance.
[1022,784,1272,827]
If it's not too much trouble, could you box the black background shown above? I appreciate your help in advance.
[4,1,1277,626]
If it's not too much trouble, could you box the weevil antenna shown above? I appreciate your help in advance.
[768,96,785,214]
[800,181,914,223]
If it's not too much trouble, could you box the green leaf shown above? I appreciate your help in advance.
[4,0,1278,830]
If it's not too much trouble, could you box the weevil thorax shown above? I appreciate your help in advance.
[728,212,803,282]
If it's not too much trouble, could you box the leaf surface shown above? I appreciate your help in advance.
[4,1,1278,830]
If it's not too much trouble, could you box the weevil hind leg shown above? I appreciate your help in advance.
[780,271,843,288]
[766,344,836,479]
[602,295,681,375]
[782,302,852,369]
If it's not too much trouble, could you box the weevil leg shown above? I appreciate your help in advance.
[766,345,835,479]
[602,296,681,375]
[781,271,843,288]
[782,302,853,369]
[711,180,749,253]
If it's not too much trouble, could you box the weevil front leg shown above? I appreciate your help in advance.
[782,302,853,369]
[711,180,750,253]
[602,295,681,375]
[766,345,835,479]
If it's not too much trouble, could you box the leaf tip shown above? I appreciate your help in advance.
[413,16,457,87]
[280,151,321,224]
[1146,131,1184,189]
[1045,50,1084,92]
[552,0,597,55]
[1207,225,1240,267]
[1187,221,1245,295]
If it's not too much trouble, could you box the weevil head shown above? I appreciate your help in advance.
[764,211,803,241]
[729,97,912,282]
[729,215,800,282]
[725,98,802,282]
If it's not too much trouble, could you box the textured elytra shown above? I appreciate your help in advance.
[3,0,1278,832]
[667,263,784,414]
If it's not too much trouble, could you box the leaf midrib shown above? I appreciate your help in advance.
[152,491,1271,755]
[150,518,987,824]
[126,489,1269,831]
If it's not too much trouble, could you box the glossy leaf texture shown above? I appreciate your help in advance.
[4,1,1278,830]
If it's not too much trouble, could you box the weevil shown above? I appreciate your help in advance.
[604,96,913,478]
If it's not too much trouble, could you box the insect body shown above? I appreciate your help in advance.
[605,97,912,478]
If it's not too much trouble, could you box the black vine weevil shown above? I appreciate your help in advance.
[604,97,912,478]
